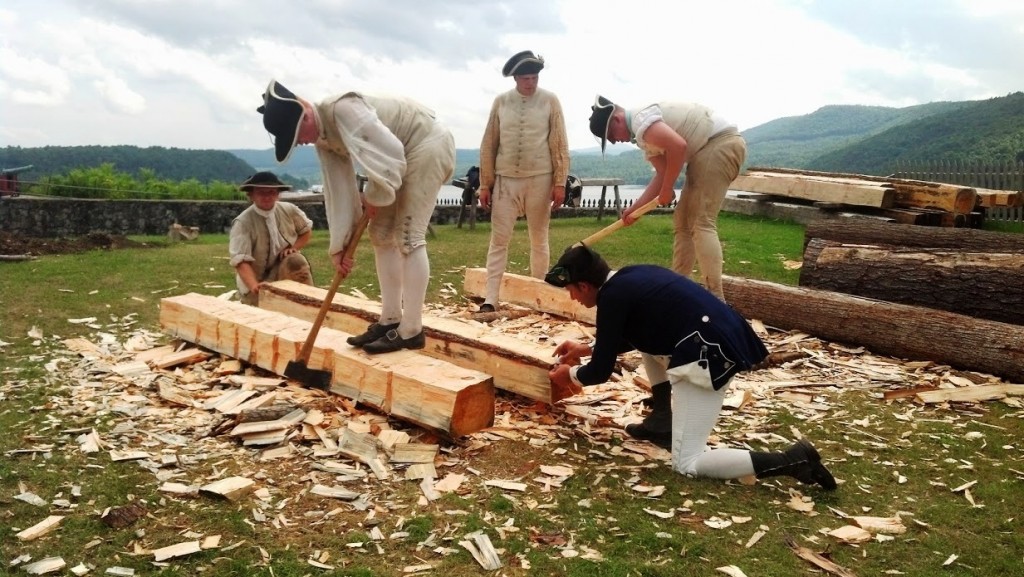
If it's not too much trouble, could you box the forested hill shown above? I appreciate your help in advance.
[743,101,973,168]
[745,92,1024,174]
[228,147,482,184]
[806,92,1024,174]
[0,145,257,183]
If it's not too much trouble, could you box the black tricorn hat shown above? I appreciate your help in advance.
[589,95,616,153]
[240,171,291,192]
[257,79,304,164]
[502,50,545,77]
[545,244,609,288]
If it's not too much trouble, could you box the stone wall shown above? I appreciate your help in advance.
[0,196,638,238]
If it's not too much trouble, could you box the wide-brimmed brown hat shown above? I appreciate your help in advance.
[257,79,304,164]
[240,171,291,192]
[502,50,545,77]
[589,95,617,153]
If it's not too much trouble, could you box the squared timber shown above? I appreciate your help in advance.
[159,293,494,436]
[258,281,557,403]
[462,268,594,325]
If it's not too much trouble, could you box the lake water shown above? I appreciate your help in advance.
[433,183,648,208]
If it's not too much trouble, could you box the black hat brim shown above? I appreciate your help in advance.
[502,50,545,77]
[240,171,292,192]
[258,80,304,164]
[589,95,616,153]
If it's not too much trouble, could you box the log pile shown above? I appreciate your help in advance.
[731,167,1023,227]
[800,220,1024,326]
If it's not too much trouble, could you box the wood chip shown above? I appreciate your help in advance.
[200,476,255,501]
[23,556,66,575]
[16,515,64,541]
[152,541,201,561]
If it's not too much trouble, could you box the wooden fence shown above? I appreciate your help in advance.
[893,160,1024,222]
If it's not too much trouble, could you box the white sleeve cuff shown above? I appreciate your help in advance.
[569,365,585,388]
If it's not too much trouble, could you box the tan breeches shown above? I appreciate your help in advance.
[672,131,746,301]
[240,252,313,306]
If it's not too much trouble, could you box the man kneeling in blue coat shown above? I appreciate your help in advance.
[546,245,836,489]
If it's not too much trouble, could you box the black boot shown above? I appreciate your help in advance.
[750,439,837,490]
[625,381,671,449]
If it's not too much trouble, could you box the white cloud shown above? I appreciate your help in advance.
[0,0,1020,152]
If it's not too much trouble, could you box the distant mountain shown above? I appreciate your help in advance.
[743,101,973,169]
[228,147,483,184]
[1,145,257,184]
[806,92,1024,174]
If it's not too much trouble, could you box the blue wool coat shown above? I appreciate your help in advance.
[577,265,769,390]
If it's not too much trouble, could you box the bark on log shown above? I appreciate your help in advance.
[804,220,1024,253]
[800,239,1024,325]
[722,275,1024,383]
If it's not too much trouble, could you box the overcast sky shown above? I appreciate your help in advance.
[2,0,1022,156]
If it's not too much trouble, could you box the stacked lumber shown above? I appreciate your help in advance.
[462,267,1024,384]
[258,281,560,403]
[159,293,494,437]
[731,167,1022,227]
[800,220,1024,325]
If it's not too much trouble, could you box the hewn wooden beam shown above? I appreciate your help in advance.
[159,293,494,437]
[731,173,895,208]
[259,281,557,403]
[742,167,979,214]
[462,267,595,325]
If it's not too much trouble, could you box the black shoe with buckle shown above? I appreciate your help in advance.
[347,322,399,347]
[363,329,426,354]
[478,303,496,313]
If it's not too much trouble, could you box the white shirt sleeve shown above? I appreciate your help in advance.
[631,104,665,151]
[331,96,406,207]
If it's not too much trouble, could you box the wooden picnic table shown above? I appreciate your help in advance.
[580,178,625,221]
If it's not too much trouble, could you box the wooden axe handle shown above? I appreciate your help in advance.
[296,211,370,363]
[577,198,661,247]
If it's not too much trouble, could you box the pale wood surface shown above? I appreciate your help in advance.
[732,173,895,208]
[739,168,980,214]
[15,515,64,541]
[915,383,1024,403]
[579,178,625,186]
[259,281,556,403]
[462,267,595,325]
[199,476,254,501]
[159,293,495,436]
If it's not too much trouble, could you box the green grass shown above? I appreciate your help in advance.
[1,213,1021,577]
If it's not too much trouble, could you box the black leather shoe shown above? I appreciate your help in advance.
[362,329,426,354]
[624,421,671,450]
[478,303,496,313]
[347,322,399,347]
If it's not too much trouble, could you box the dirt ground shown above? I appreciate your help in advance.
[0,231,152,256]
